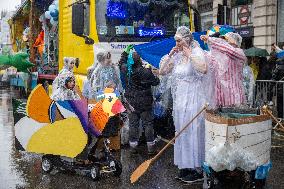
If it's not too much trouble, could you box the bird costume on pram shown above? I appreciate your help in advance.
[12,85,125,180]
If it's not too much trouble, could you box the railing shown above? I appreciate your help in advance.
[255,80,284,119]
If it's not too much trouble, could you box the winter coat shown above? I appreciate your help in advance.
[125,66,160,112]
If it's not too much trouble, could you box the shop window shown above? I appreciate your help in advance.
[241,37,253,49]
[95,0,190,42]
[231,0,252,7]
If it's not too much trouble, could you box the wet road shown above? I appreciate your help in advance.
[0,87,284,189]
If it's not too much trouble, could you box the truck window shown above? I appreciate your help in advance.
[95,0,190,42]
[84,3,90,36]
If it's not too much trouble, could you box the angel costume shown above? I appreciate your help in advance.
[160,27,207,172]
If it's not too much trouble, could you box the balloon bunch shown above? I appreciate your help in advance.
[44,0,59,26]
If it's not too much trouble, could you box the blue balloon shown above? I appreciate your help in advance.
[52,16,58,21]
[50,9,58,17]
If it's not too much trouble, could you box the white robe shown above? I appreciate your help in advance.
[160,45,207,169]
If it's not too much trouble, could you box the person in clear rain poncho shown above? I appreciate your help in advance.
[51,72,81,101]
[82,66,94,99]
[243,63,255,107]
[51,57,81,101]
[51,57,76,94]
[159,26,207,183]
[90,51,122,99]
[201,32,247,107]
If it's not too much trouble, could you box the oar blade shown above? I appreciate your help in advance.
[130,159,152,184]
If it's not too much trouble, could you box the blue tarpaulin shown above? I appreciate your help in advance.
[277,50,284,59]
[134,31,207,68]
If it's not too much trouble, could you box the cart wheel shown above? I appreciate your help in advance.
[90,165,100,181]
[42,156,53,173]
[112,159,122,177]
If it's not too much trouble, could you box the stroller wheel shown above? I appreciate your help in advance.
[42,156,53,173]
[113,159,122,177]
[90,165,100,181]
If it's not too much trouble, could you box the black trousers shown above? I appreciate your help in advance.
[129,110,155,143]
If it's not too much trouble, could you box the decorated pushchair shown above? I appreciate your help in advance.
[12,85,125,181]
[202,107,272,189]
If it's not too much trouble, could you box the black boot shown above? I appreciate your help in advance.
[175,168,191,180]
[181,169,204,183]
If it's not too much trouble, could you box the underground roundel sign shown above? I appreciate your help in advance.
[238,6,250,25]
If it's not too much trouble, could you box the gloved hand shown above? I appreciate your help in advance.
[124,44,134,54]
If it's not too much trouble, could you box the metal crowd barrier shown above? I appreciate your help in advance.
[255,80,284,119]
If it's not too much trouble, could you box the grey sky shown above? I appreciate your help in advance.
[0,0,22,12]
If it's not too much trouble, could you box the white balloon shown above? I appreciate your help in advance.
[45,11,51,19]
[50,18,55,25]
[54,0,59,7]
[49,4,56,11]
[50,18,58,26]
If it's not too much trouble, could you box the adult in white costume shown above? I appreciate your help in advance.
[159,26,207,183]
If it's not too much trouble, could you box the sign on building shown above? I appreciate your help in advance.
[231,4,253,27]
[235,26,254,38]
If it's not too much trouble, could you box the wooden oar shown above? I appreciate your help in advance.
[130,105,207,184]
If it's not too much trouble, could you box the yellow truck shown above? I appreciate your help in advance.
[59,0,197,89]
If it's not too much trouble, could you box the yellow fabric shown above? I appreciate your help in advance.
[75,74,86,92]
[48,85,52,96]
[249,63,259,80]
[27,117,88,158]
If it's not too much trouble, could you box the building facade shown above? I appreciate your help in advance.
[277,0,284,48]
[197,0,277,52]
[197,0,213,31]
[0,11,13,54]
